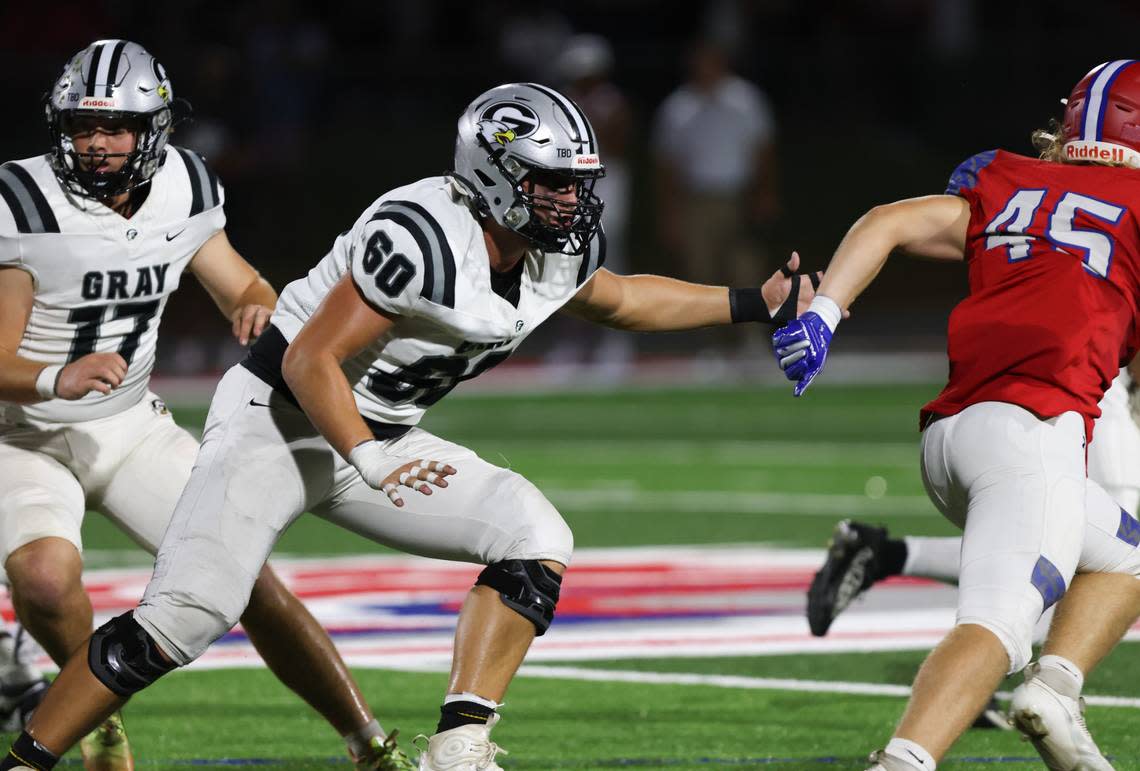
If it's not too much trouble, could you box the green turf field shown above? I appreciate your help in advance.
[61,383,1140,769]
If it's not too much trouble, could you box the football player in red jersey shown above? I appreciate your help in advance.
[774,61,1140,771]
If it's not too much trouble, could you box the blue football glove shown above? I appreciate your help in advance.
[772,311,833,396]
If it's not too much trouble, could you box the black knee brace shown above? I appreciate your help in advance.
[475,559,562,635]
[88,612,178,697]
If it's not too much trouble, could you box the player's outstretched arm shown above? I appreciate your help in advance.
[282,274,455,506]
[562,252,820,332]
[814,194,970,310]
[0,267,126,402]
[773,194,970,396]
[188,230,277,345]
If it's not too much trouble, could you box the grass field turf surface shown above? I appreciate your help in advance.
[54,383,1140,768]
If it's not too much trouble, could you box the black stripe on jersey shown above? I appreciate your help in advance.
[0,174,29,233]
[526,82,596,154]
[104,40,128,96]
[203,163,220,209]
[85,43,105,97]
[370,209,435,303]
[576,227,607,286]
[392,200,456,307]
[372,200,457,308]
[175,147,206,216]
[0,163,60,234]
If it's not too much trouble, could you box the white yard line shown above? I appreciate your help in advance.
[511,665,1140,710]
[360,662,1140,709]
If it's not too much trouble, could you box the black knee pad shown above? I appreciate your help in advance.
[475,559,562,635]
[88,611,178,697]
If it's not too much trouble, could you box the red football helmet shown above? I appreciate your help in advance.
[1061,60,1140,168]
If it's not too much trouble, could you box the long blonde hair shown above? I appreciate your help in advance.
[1030,119,1067,163]
[1031,117,1131,167]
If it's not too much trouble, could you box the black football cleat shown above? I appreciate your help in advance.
[807,519,890,637]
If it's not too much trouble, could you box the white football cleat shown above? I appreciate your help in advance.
[1009,663,1114,771]
[415,713,507,771]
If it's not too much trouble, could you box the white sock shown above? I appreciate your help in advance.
[343,718,385,759]
[443,691,501,710]
[884,738,937,771]
[1037,654,1085,696]
[902,536,961,584]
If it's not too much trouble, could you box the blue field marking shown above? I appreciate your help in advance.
[170,759,346,767]
[507,758,1102,768]
[57,760,349,768]
[57,753,1133,768]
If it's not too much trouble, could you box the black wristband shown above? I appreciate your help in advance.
[3,732,58,770]
[729,287,772,324]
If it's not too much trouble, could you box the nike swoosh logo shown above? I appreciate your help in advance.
[905,749,925,765]
[248,398,274,408]
[165,229,186,241]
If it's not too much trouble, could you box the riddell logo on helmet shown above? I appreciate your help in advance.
[573,155,601,168]
[1065,144,1129,162]
[79,97,117,109]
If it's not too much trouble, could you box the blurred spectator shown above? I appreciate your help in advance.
[652,38,780,354]
[543,33,636,377]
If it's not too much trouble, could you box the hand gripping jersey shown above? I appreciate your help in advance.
[267,176,605,428]
[0,147,225,425]
[922,150,1140,440]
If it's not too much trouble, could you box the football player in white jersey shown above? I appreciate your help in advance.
[0,41,413,771]
[0,82,821,771]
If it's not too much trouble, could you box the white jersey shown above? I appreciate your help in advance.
[0,147,225,425]
[269,176,605,427]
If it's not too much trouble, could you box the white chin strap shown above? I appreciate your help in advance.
[1063,140,1140,168]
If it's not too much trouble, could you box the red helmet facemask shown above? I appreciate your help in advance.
[1062,60,1140,168]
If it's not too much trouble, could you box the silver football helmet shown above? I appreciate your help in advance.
[452,82,605,255]
[45,40,180,199]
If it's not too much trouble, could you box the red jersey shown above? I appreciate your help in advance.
[921,150,1140,440]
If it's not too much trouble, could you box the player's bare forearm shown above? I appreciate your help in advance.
[283,274,396,460]
[565,270,731,332]
[282,348,374,460]
[816,195,969,310]
[190,230,277,319]
[0,266,48,402]
[231,275,276,314]
[0,350,54,403]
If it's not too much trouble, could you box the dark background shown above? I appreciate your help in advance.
[3,0,1137,370]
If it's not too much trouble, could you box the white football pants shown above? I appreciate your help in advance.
[0,393,198,564]
[903,370,1140,583]
[921,402,1140,673]
[135,364,574,664]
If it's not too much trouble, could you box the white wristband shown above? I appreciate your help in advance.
[347,439,393,488]
[34,365,63,399]
[808,295,843,334]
